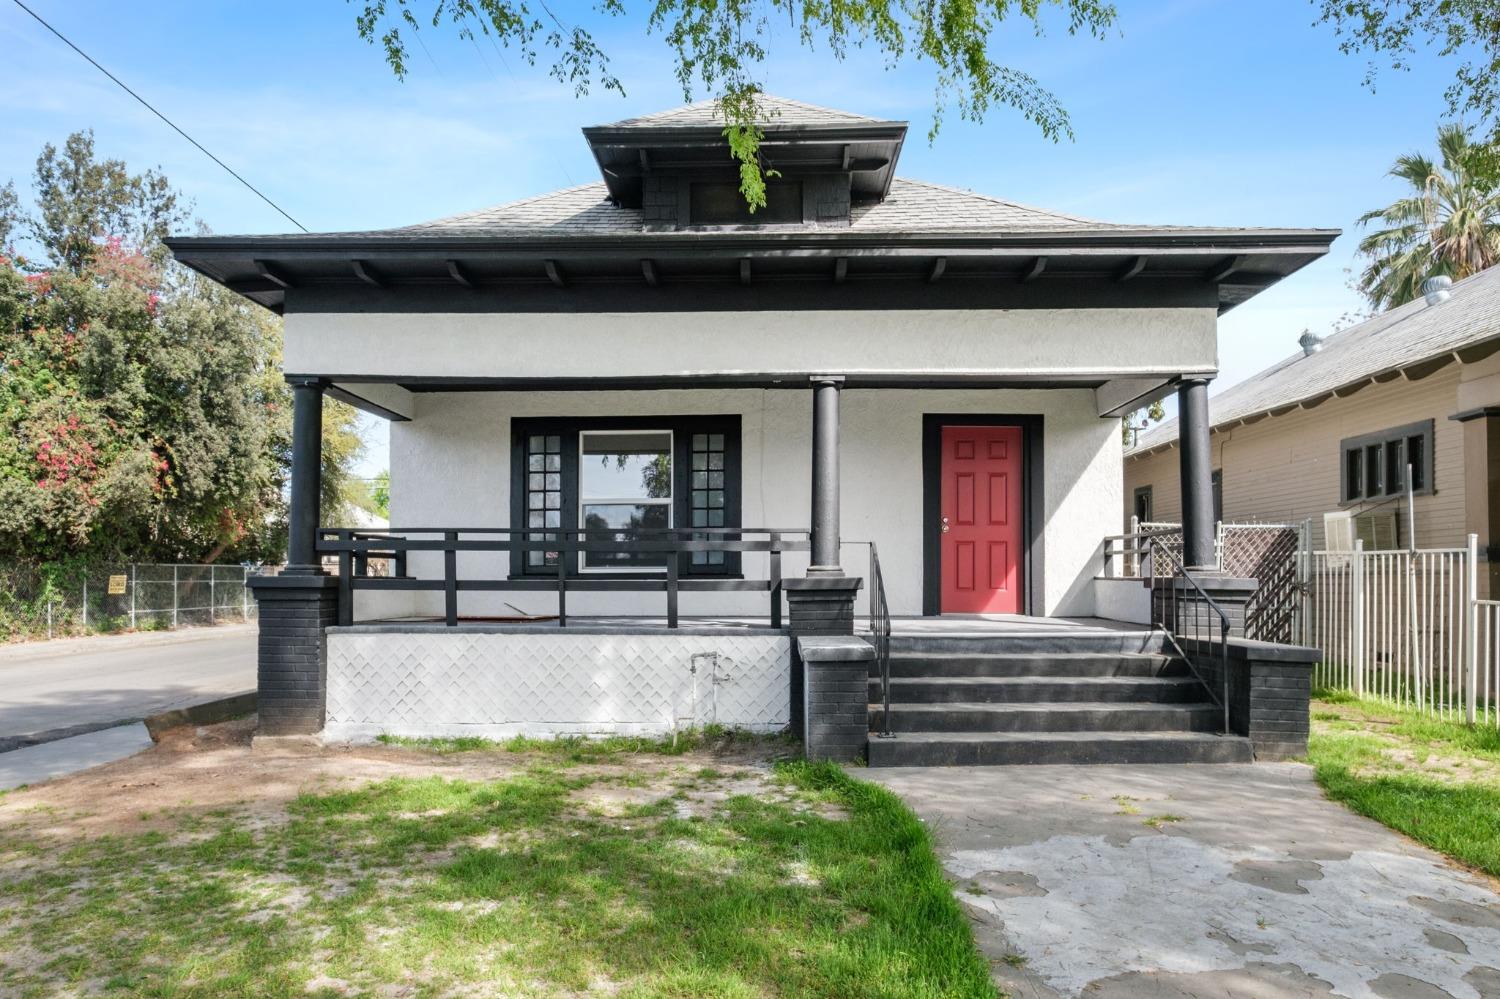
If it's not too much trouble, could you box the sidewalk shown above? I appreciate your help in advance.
[0,724,153,791]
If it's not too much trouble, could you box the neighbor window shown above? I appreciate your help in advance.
[511,416,741,578]
[1132,485,1154,524]
[579,430,673,572]
[1341,420,1434,504]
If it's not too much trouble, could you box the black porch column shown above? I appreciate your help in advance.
[790,375,866,756]
[247,376,336,740]
[809,375,844,575]
[1177,377,1216,570]
[286,377,326,573]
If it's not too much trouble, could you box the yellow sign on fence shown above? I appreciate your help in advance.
[107,574,127,596]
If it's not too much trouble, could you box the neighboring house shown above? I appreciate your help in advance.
[1125,266,1500,588]
[169,96,1333,764]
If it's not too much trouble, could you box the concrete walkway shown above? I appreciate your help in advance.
[0,626,254,748]
[865,763,1500,999]
[0,723,153,791]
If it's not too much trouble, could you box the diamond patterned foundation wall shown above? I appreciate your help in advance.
[325,631,792,741]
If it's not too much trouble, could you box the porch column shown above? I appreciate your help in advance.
[247,375,336,741]
[1177,377,1216,570]
[809,375,844,574]
[286,377,326,573]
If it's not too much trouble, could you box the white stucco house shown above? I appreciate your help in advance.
[168,96,1334,764]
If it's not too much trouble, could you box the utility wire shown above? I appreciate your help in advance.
[9,0,309,232]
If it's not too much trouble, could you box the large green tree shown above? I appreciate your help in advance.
[350,0,1117,208]
[0,132,364,563]
[1356,123,1500,309]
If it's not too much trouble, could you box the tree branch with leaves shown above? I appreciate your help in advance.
[350,0,1117,208]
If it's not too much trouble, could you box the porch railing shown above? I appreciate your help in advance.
[317,527,811,628]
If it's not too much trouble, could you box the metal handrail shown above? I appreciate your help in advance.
[864,542,893,738]
[1146,536,1232,735]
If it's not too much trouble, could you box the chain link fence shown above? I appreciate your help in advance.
[0,562,270,642]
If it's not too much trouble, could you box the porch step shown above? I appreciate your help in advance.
[862,627,1242,767]
[872,675,1206,704]
[877,651,1185,679]
[875,701,1222,734]
[866,731,1254,767]
[887,630,1163,656]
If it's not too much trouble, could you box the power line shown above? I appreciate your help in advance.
[9,0,309,232]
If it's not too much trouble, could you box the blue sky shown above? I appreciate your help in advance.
[0,0,1473,476]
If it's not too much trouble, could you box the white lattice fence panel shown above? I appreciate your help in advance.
[326,631,792,740]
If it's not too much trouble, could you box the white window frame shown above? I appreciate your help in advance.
[577,428,674,574]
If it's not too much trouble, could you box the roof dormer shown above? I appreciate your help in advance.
[582,95,907,229]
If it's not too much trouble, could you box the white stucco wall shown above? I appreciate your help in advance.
[287,308,1215,381]
[370,386,1122,621]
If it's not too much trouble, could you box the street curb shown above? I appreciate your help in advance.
[143,691,257,741]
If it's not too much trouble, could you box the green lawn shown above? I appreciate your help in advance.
[0,742,997,999]
[1308,690,1500,877]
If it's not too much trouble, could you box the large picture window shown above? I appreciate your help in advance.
[1341,420,1434,504]
[511,416,741,578]
[579,430,673,571]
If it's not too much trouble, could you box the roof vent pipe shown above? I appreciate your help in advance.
[1298,329,1323,357]
[1422,274,1453,306]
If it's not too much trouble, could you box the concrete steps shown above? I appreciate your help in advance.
[868,628,1250,766]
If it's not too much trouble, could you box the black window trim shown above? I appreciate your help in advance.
[509,414,742,579]
[1340,419,1435,505]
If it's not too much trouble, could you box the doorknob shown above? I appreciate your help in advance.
[940,516,950,534]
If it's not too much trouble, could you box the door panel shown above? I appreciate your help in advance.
[941,426,1023,613]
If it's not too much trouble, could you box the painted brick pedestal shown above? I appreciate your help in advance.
[798,636,875,762]
[1154,575,1258,638]
[247,573,338,737]
[1183,636,1317,760]
[784,576,864,741]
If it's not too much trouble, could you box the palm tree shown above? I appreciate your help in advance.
[1357,125,1500,310]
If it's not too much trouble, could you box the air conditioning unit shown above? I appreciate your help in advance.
[1324,510,1354,552]
[1355,509,1400,550]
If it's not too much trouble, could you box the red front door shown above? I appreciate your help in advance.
[940,425,1024,614]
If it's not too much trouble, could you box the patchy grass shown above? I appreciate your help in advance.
[0,748,995,998]
[1142,813,1185,829]
[1308,694,1500,878]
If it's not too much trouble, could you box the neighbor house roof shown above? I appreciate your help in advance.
[1129,264,1500,456]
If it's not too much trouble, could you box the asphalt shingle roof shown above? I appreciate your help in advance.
[1130,265,1500,454]
[606,95,886,127]
[391,177,1136,238]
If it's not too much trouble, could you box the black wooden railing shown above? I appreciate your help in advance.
[1145,536,1231,735]
[317,527,811,628]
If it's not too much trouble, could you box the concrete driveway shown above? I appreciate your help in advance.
[0,626,255,748]
[865,763,1500,999]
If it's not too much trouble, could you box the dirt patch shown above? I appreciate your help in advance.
[0,719,800,844]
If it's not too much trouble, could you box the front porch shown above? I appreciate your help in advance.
[248,371,1244,761]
